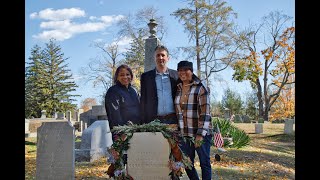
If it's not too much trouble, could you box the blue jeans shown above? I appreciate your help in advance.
[180,134,212,180]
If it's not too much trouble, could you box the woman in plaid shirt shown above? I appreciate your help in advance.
[174,60,213,180]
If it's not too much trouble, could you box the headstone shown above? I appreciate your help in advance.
[25,119,30,133]
[92,105,106,116]
[36,121,75,180]
[223,108,230,120]
[66,111,72,121]
[78,120,113,162]
[234,114,243,123]
[25,119,30,137]
[127,132,171,180]
[40,110,46,119]
[77,109,84,122]
[255,123,263,134]
[284,119,294,134]
[80,121,83,132]
[57,113,65,120]
[241,115,251,123]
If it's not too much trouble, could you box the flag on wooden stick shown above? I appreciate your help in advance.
[213,125,224,148]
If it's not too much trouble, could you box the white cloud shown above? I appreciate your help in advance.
[30,8,85,21]
[100,15,124,24]
[30,8,125,41]
[109,36,133,53]
[89,16,97,20]
[40,20,71,29]
[32,30,73,41]
[30,12,37,19]
[113,36,132,46]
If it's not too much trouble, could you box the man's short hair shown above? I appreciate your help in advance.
[154,45,169,56]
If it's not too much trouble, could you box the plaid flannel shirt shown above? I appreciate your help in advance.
[174,78,213,137]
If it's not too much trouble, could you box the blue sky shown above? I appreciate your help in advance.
[25,0,295,108]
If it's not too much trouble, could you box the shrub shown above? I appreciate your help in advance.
[212,117,250,149]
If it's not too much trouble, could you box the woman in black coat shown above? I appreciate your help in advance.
[105,64,141,130]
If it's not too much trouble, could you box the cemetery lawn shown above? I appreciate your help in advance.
[25,123,295,180]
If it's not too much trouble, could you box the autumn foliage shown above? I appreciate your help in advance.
[80,98,97,112]
[232,12,295,121]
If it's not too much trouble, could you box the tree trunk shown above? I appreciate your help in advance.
[256,78,264,119]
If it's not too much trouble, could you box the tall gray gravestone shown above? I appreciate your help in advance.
[284,119,294,134]
[144,19,160,72]
[127,132,171,180]
[36,121,75,180]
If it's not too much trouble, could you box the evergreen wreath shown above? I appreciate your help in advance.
[106,120,193,180]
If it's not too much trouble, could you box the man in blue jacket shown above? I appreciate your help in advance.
[140,45,179,125]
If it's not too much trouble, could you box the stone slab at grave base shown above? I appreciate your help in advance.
[127,132,171,180]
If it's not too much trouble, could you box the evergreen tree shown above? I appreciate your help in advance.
[25,45,44,118]
[25,39,79,118]
[221,88,243,115]
[244,90,259,120]
[124,30,145,92]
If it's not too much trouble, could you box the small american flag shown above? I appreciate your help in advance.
[214,125,224,148]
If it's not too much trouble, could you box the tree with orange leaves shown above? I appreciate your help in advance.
[232,11,295,121]
[269,75,295,121]
[80,98,97,112]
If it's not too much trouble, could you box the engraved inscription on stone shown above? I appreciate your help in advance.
[127,132,171,180]
[36,121,75,180]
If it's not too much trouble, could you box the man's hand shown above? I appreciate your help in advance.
[195,135,204,148]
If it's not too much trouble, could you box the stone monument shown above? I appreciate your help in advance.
[144,19,160,72]
[36,121,75,180]
[127,132,171,180]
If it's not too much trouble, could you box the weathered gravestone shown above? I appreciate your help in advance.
[255,123,263,134]
[127,132,171,180]
[234,114,243,123]
[77,120,113,162]
[57,112,65,120]
[25,119,30,133]
[40,110,46,119]
[66,110,72,121]
[36,121,75,180]
[284,119,294,134]
[241,115,251,123]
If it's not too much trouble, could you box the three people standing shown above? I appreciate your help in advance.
[104,46,213,180]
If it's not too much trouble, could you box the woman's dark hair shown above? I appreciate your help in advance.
[114,64,134,84]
